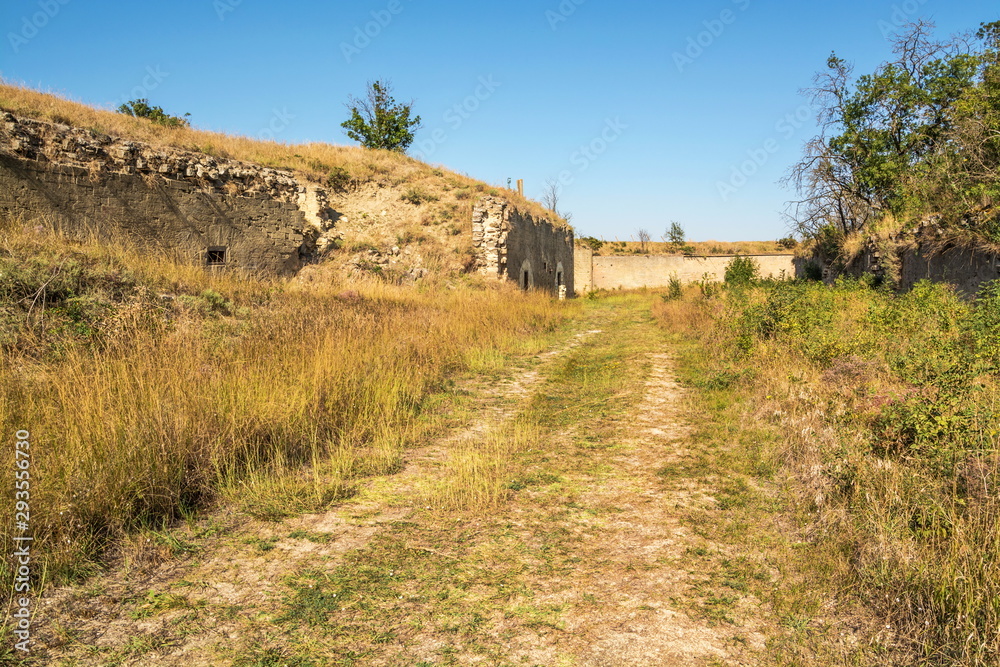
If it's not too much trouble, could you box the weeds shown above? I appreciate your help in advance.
[656,277,1000,665]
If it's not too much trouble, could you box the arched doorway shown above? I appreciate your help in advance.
[519,259,533,290]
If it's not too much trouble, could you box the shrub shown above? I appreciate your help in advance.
[326,167,352,192]
[117,99,190,128]
[401,187,438,205]
[663,275,683,301]
[724,254,759,286]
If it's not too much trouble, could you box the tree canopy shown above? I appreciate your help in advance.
[341,80,422,152]
[785,21,1000,246]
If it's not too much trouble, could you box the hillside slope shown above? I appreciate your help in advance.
[0,82,566,283]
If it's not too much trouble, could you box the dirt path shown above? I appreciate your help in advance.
[495,348,766,666]
[31,300,770,666]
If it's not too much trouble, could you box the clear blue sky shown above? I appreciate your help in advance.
[2,0,998,242]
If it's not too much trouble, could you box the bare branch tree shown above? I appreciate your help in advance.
[542,179,559,212]
[542,179,572,222]
[636,228,651,253]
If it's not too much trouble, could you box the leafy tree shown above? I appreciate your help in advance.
[784,20,1000,245]
[667,221,685,245]
[117,99,190,128]
[341,79,422,152]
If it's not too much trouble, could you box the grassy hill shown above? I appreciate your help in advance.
[0,82,565,283]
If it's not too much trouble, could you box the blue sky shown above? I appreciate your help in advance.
[2,1,998,242]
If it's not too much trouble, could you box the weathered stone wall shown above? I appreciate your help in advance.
[842,241,1000,297]
[900,245,1000,295]
[586,253,796,290]
[472,196,574,296]
[0,112,338,274]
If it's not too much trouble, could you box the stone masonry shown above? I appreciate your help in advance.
[0,112,339,274]
[472,196,574,296]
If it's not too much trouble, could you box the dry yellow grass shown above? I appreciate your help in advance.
[596,239,795,256]
[0,220,570,594]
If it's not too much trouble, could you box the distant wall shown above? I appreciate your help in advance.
[586,253,796,290]
[472,196,574,296]
[574,246,594,293]
[0,112,337,275]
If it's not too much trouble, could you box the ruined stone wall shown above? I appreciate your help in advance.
[0,112,338,274]
[900,246,1000,295]
[843,241,1000,297]
[472,196,574,296]
[587,254,796,290]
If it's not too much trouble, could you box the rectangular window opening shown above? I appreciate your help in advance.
[207,246,227,266]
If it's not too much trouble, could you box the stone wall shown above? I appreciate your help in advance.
[574,245,595,293]
[900,245,1000,295]
[581,252,796,290]
[0,112,338,275]
[472,196,574,296]
[841,238,1000,297]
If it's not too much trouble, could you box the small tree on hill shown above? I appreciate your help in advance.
[666,221,685,249]
[117,99,190,128]
[341,79,422,152]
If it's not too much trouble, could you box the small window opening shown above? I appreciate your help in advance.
[557,271,563,286]
[207,246,227,266]
[522,270,530,290]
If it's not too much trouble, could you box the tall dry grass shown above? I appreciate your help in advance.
[655,278,1000,665]
[0,221,568,592]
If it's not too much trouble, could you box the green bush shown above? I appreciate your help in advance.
[117,99,190,128]
[724,254,759,286]
[326,167,352,192]
[665,277,1000,662]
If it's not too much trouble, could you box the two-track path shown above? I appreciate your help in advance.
[33,297,772,666]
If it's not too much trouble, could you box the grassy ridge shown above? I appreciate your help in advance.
[0,81,559,224]
[655,278,1000,665]
[0,221,570,596]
